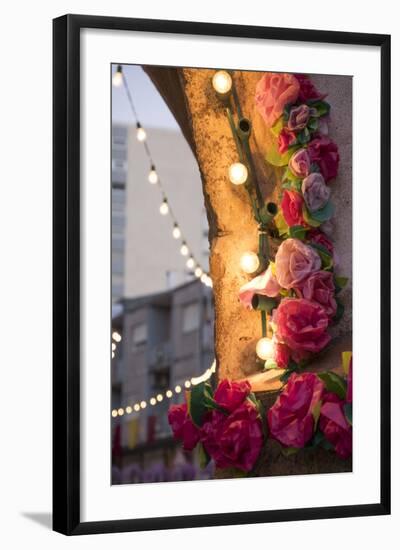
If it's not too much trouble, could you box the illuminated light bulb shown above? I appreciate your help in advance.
[140,400,147,409]
[172,224,181,239]
[136,123,147,142]
[240,251,260,274]
[184,380,191,389]
[229,162,248,185]
[111,409,118,418]
[125,405,132,414]
[148,165,158,184]
[166,390,173,398]
[256,337,275,361]
[156,394,163,402]
[186,257,195,270]
[112,331,122,342]
[150,397,157,406]
[194,267,203,278]
[133,403,140,412]
[180,242,189,256]
[118,408,124,416]
[175,385,182,394]
[159,199,169,215]
[212,70,232,95]
[112,351,115,359]
[112,342,116,351]
[200,273,208,284]
[205,277,213,288]
[112,65,123,87]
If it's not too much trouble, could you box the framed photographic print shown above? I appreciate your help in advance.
[53,14,391,535]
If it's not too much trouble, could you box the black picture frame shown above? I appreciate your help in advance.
[53,14,391,535]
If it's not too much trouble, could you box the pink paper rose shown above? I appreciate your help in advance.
[320,392,352,459]
[201,401,263,472]
[278,128,297,154]
[295,74,326,102]
[301,172,331,212]
[281,190,306,227]
[297,270,337,318]
[307,137,340,182]
[268,372,325,448]
[255,73,300,127]
[288,104,310,131]
[275,298,331,355]
[289,148,311,178]
[275,238,321,289]
[239,265,281,309]
[168,403,201,451]
[214,379,251,413]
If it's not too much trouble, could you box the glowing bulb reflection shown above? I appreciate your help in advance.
[240,251,260,274]
[229,162,248,185]
[212,70,232,94]
[256,337,275,361]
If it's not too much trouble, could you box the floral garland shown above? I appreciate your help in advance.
[168,72,352,476]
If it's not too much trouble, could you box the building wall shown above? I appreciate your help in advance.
[124,126,209,298]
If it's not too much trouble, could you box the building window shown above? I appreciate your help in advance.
[131,323,148,349]
[182,302,200,334]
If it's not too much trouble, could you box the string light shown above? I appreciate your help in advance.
[212,70,232,95]
[112,342,116,351]
[112,351,115,359]
[111,361,217,418]
[256,337,274,361]
[240,251,260,274]
[180,242,189,256]
[172,224,181,239]
[186,257,195,270]
[116,64,211,285]
[148,165,158,184]
[159,199,169,215]
[112,65,123,87]
[229,162,248,185]
[195,267,203,278]
[136,122,147,142]
[112,331,122,342]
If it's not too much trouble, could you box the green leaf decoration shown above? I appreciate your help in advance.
[289,225,308,240]
[344,403,352,426]
[188,381,220,427]
[311,400,322,430]
[308,117,319,132]
[318,371,347,400]
[302,205,321,227]
[320,438,334,451]
[283,167,302,185]
[197,443,211,469]
[274,209,289,236]
[332,298,345,324]
[309,242,333,270]
[281,446,299,457]
[265,138,299,167]
[270,116,284,138]
[297,127,311,145]
[264,359,278,370]
[308,430,325,449]
[335,276,349,292]
[305,201,335,224]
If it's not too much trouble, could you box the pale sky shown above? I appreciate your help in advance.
[111,64,179,129]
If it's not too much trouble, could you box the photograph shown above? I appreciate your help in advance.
[110,64,353,485]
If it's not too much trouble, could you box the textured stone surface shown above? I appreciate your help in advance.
[182,69,352,382]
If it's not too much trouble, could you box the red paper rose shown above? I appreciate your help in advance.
[307,137,340,182]
[201,401,263,472]
[278,128,297,154]
[320,392,352,459]
[275,298,331,355]
[268,372,324,448]
[275,342,291,369]
[295,74,326,102]
[168,403,201,451]
[281,190,306,227]
[297,270,337,318]
[307,229,334,255]
[214,379,251,412]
